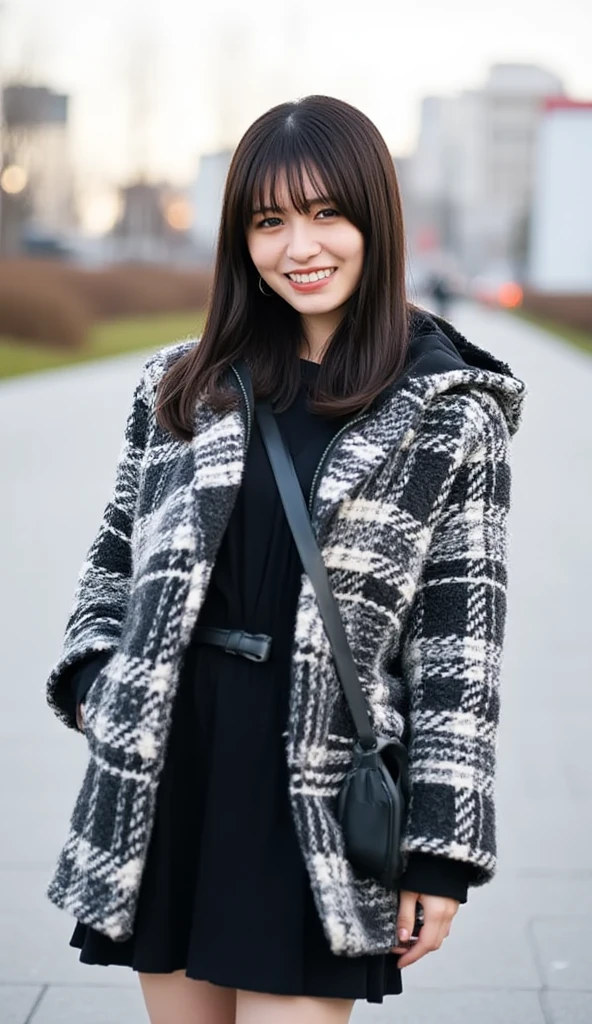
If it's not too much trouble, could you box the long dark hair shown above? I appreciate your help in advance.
[156,95,411,441]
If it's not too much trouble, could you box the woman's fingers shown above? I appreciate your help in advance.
[392,889,419,952]
[395,894,459,968]
[396,917,441,967]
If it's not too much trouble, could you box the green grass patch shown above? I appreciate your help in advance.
[513,309,592,357]
[0,310,206,380]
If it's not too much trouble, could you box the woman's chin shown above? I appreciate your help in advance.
[282,291,348,316]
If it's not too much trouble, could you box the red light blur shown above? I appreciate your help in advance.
[498,282,523,308]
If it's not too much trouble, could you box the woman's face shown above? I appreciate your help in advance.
[246,170,364,330]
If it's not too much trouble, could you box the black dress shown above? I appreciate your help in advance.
[69,358,468,1003]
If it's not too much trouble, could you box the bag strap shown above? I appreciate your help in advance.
[255,398,377,751]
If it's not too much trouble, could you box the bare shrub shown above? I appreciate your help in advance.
[0,261,90,348]
[72,263,212,319]
[522,289,592,333]
[0,259,213,345]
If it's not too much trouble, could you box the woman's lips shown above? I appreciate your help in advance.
[285,270,337,293]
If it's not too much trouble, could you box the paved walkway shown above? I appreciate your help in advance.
[1,303,590,1023]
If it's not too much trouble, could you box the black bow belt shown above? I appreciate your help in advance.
[193,627,272,663]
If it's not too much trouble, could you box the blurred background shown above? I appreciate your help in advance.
[0,0,591,370]
[1,4,591,1024]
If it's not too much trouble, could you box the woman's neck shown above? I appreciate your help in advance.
[299,310,341,364]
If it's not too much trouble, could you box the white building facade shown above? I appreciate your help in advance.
[188,150,233,258]
[528,100,592,293]
[409,64,565,277]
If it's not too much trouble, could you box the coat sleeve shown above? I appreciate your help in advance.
[400,396,512,885]
[46,355,157,730]
[399,852,472,904]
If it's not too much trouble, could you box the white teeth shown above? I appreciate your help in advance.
[288,268,336,284]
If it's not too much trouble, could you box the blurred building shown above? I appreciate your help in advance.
[0,84,76,249]
[408,64,565,277]
[109,180,196,263]
[528,99,592,293]
[393,155,413,209]
[113,182,168,255]
[188,150,233,259]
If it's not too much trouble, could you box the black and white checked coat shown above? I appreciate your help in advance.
[46,310,526,956]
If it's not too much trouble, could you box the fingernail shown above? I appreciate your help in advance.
[398,928,409,943]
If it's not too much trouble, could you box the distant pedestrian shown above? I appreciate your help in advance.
[45,95,526,1024]
[426,272,454,318]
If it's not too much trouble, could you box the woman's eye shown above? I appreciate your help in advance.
[255,209,339,228]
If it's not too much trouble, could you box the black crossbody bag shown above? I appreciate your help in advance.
[253,395,410,890]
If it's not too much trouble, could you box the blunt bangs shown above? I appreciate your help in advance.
[241,129,365,233]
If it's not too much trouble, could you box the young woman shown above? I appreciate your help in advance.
[46,95,526,1024]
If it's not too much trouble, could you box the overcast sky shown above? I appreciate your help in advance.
[2,0,591,192]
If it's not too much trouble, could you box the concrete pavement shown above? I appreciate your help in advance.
[1,303,590,1023]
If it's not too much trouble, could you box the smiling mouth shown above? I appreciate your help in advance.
[285,268,337,285]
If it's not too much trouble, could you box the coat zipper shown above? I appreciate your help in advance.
[231,363,370,519]
[230,365,252,452]
[308,412,370,516]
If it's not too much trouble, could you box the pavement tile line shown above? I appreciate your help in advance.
[537,991,555,1024]
[22,985,48,1024]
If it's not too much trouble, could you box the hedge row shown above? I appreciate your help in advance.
[0,259,213,348]
[521,289,592,333]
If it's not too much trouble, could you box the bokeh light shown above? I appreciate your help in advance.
[498,282,524,308]
[1,165,28,194]
[163,197,193,232]
[80,192,123,235]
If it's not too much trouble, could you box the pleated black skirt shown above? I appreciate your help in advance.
[70,641,402,1002]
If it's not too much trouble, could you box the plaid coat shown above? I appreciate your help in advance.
[46,310,526,956]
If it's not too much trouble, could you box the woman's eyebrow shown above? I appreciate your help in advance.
[251,204,285,216]
[251,196,334,217]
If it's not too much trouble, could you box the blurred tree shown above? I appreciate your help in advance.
[211,19,256,151]
[125,23,160,184]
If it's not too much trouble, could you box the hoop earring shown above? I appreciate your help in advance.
[259,276,273,297]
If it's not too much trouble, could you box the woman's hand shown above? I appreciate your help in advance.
[392,890,459,968]
[75,701,86,733]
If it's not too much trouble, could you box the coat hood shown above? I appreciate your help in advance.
[395,307,527,437]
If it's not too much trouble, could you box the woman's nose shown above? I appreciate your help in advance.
[286,224,322,262]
